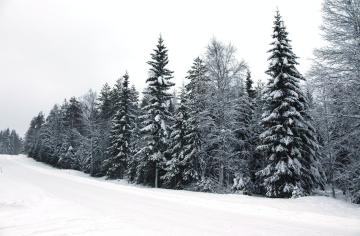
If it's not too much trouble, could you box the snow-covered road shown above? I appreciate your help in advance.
[1,155,359,236]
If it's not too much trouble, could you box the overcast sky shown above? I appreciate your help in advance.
[0,0,324,137]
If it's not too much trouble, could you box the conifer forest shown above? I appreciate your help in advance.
[21,1,360,203]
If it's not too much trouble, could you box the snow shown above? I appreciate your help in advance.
[287,127,293,135]
[283,57,289,65]
[271,90,283,98]
[141,124,153,132]
[271,58,278,66]
[274,75,280,85]
[281,136,293,145]
[1,154,360,236]
[161,119,166,131]
[157,76,163,85]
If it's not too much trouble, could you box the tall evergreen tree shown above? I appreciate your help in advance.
[10,130,22,155]
[64,97,83,151]
[40,104,65,165]
[231,81,255,194]
[96,83,113,174]
[163,84,189,188]
[126,84,141,182]
[183,57,208,184]
[106,72,134,179]
[257,10,321,198]
[138,35,175,188]
[25,112,45,159]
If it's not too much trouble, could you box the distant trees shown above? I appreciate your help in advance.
[0,128,23,155]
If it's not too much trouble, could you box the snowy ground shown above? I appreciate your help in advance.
[1,155,359,236]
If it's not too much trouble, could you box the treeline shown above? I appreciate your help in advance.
[0,128,23,155]
[24,36,265,192]
[23,4,360,203]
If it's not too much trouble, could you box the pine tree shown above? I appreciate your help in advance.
[98,83,113,121]
[232,81,255,194]
[3,128,11,154]
[41,104,64,165]
[138,35,175,188]
[96,83,113,174]
[106,72,134,179]
[110,78,124,118]
[66,97,83,132]
[183,57,208,183]
[163,85,189,188]
[126,85,141,182]
[0,129,22,155]
[245,69,256,99]
[65,97,83,151]
[257,10,321,198]
[10,130,22,155]
[25,112,45,159]
[57,142,75,169]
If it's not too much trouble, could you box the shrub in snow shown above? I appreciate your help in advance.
[232,173,254,195]
[291,185,304,199]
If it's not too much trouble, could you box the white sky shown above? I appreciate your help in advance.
[0,0,324,137]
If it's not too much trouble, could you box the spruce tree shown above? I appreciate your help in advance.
[163,85,189,188]
[97,83,113,174]
[66,97,83,133]
[183,57,208,183]
[138,35,175,188]
[41,104,64,166]
[26,112,45,158]
[110,78,123,118]
[57,144,76,169]
[257,10,321,198]
[232,82,255,194]
[245,69,256,99]
[98,83,113,121]
[106,72,134,179]
[126,85,141,182]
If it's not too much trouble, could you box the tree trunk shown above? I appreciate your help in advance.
[155,163,158,188]
[90,137,93,176]
[330,158,336,198]
[219,162,224,186]
[324,102,336,198]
